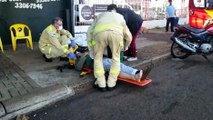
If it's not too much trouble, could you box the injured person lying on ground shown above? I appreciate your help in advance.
[75,52,153,82]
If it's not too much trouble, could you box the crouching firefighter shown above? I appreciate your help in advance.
[39,17,76,62]
[87,9,132,91]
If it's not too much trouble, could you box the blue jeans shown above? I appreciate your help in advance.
[103,58,137,75]
[166,17,175,32]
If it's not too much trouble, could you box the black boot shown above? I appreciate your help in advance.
[93,82,107,92]
[42,54,53,62]
[141,62,154,80]
[107,86,116,91]
[60,57,69,61]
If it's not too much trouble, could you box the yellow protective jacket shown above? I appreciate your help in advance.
[39,24,73,55]
[87,11,132,58]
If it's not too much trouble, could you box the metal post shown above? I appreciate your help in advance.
[66,9,70,31]
[70,0,75,37]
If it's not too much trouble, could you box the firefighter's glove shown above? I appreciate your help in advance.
[69,40,76,48]
[68,52,76,60]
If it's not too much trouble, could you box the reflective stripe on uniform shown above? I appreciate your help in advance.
[48,48,52,54]
[88,24,122,48]
[92,24,123,35]
[63,44,68,48]
[110,69,120,75]
[68,35,73,39]
[91,40,96,45]
[41,44,50,51]
[41,48,45,51]
[88,39,96,49]
[63,49,69,53]
[94,69,105,76]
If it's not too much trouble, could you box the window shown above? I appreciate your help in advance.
[193,0,205,8]
[207,0,213,9]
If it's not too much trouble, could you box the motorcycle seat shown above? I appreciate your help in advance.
[183,25,206,33]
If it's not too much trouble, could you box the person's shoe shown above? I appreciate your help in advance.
[42,54,53,62]
[127,57,138,61]
[134,70,143,81]
[107,75,117,91]
[93,81,107,92]
[141,63,154,80]
[107,85,117,91]
[60,57,69,61]
[123,56,128,61]
[123,56,128,59]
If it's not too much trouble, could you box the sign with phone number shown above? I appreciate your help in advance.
[14,2,43,9]
[0,0,60,10]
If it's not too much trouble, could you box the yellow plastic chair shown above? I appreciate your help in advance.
[10,23,33,51]
[0,37,4,53]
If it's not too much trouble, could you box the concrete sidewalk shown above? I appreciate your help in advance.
[0,30,173,119]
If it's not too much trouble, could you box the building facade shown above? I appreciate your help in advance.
[0,0,73,44]
[0,0,188,43]
[74,0,188,33]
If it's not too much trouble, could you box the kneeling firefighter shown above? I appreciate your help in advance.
[39,17,76,62]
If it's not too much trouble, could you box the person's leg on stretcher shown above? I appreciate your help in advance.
[103,58,153,81]
[76,52,153,81]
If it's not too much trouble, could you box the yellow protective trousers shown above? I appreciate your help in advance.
[40,35,69,58]
[93,30,123,88]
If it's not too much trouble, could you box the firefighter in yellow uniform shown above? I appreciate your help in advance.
[39,17,76,62]
[87,9,132,91]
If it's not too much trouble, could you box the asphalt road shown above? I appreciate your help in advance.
[28,55,213,120]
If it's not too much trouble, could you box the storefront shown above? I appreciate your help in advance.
[74,0,188,33]
[0,0,188,44]
[0,0,74,44]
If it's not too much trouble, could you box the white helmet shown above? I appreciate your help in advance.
[200,43,212,53]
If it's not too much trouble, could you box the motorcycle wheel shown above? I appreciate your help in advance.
[171,42,190,59]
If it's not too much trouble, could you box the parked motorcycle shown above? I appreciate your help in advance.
[170,22,213,61]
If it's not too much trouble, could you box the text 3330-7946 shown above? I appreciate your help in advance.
[14,2,43,9]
